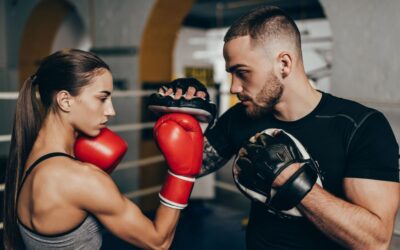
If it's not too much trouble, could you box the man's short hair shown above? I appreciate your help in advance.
[224,6,302,57]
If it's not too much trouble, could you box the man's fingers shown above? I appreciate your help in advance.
[165,88,174,96]
[160,86,207,101]
[184,86,196,99]
[174,88,183,100]
[196,91,207,99]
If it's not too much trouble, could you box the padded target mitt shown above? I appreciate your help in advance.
[148,78,217,124]
[233,128,323,218]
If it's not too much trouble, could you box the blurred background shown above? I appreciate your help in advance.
[0,0,399,249]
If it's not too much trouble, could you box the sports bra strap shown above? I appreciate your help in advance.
[18,152,75,195]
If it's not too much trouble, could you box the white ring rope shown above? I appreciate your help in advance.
[0,92,19,99]
[125,185,162,199]
[116,155,165,171]
[0,90,156,100]
[214,181,241,194]
[0,134,11,142]
[112,90,155,97]
[0,154,165,192]
[2,88,400,109]
[0,122,155,143]
[1,89,399,233]
[1,179,399,235]
[109,122,154,132]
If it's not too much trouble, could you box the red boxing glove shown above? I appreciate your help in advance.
[154,113,203,209]
[74,128,128,173]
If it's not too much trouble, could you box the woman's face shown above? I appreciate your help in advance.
[70,69,115,137]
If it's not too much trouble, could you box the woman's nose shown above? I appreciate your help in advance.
[105,102,116,117]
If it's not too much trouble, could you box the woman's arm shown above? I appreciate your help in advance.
[69,163,180,250]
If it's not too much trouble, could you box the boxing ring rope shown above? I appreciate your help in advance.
[117,155,164,171]
[0,123,155,143]
[125,185,163,199]
[0,92,19,99]
[1,90,400,235]
[214,180,240,194]
[0,134,11,142]
[0,89,242,203]
[1,89,399,191]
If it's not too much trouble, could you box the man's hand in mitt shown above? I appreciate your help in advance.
[148,78,216,127]
[233,129,322,216]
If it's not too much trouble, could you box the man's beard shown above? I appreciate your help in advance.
[239,74,283,118]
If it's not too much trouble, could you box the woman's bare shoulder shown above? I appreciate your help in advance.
[32,157,114,197]
[32,156,101,178]
[41,157,123,211]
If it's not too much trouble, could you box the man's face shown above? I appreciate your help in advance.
[223,35,283,118]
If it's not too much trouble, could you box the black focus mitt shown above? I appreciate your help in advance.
[233,128,323,219]
[148,78,217,125]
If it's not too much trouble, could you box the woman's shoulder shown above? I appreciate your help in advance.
[29,156,120,211]
[33,155,98,176]
[32,156,110,194]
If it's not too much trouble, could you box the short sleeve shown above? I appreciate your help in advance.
[345,111,399,182]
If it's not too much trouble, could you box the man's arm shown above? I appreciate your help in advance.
[298,178,400,249]
[296,112,400,249]
[198,137,230,177]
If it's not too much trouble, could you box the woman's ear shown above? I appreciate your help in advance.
[56,90,73,112]
[278,52,292,79]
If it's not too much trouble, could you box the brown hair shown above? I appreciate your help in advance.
[3,49,110,249]
[224,6,302,58]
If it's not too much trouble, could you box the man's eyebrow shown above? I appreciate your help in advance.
[226,64,246,73]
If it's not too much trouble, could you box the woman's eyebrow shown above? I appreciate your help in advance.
[98,90,111,96]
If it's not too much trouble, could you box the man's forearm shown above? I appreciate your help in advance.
[298,185,392,249]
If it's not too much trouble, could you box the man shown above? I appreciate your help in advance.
[152,6,399,249]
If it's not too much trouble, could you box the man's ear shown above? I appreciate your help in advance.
[277,52,292,79]
[56,90,73,112]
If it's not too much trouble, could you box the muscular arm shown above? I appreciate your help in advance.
[198,137,230,177]
[71,164,180,250]
[298,178,400,249]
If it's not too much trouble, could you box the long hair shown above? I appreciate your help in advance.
[3,49,110,250]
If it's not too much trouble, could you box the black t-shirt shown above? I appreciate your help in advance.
[205,92,399,249]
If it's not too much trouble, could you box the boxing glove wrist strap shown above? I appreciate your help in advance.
[269,162,317,211]
[159,171,195,209]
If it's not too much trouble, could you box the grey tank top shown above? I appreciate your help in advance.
[17,152,103,250]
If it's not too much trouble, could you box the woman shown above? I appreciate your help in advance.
[3,49,189,250]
